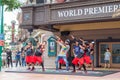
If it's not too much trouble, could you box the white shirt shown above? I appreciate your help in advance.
[2,52,7,60]
[58,42,70,56]
[104,51,111,60]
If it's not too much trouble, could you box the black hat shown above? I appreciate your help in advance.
[65,39,70,43]
[84,41,89,45]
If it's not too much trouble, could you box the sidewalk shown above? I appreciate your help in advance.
[0,66,120,80]
[0,71,120,80]
[2,66,120,71]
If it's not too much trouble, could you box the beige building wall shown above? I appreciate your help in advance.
[40,31,61,68]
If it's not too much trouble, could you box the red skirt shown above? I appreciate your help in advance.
[59,58,65,64]
[72,57,79,65]
[72,56,91,65]
[34,56,43,64]
[79,55,92,65]
[58,53,68,64]
[26,56,36,64]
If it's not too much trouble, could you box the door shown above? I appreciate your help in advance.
[99,42,120,68]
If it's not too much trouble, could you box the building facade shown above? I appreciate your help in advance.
[20,0,120,68]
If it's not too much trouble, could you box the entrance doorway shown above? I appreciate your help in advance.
[99,42,120,68]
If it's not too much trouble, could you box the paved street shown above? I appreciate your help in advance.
[0,67,120,80]
[0,71,120,80]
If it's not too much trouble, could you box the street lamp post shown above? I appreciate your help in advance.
[0,0,4,71]
[11,20,16,43]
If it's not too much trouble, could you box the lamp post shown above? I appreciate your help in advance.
[28,28,33,43]
[28,28,33,37]
[11,20,16,43]
[0,0,4,71]
[27,28,37,46]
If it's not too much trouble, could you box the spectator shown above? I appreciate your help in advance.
[1,50,7,68]
[15,49,21,67]
[104,48,111,68]
[21,49,26,67]
[12,50,16,66]
[6,48,13,67]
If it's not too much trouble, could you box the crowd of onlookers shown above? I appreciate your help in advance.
[1,48,26,68]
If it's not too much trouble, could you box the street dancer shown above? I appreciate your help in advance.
[89,41,95,70]
[73,40,82,70]
[25,42,35,71]
[55,36,70,71]
[72,41,92,73]
[34,41,46,71]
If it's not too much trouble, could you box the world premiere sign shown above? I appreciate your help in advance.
[58,4,120,18]
[51,2,120,22]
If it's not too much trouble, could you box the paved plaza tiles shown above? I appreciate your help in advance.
[0,67,120,80]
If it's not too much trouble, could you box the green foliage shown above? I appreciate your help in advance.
[1,0,22,11]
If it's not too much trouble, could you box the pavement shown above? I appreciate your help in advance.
[0,67,120,80]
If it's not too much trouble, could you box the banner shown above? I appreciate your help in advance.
[0,34,4,46]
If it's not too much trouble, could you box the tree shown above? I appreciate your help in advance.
[1,0,21,11]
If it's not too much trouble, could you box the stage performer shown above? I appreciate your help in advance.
[25,42,35,71]
[34,41,46,71]
[54,36,70,71]
[72,41,92,73]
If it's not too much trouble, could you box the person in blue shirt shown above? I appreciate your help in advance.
[104,48,111,68]
[73,41,82,69]
[73,41,81,57]
[15,49,21,67]
[21,47,26,67]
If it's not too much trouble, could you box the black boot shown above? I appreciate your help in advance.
[71,63,76,73]
[59,63,62,69]
[82,64,87,74]
[41,62,45,72]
